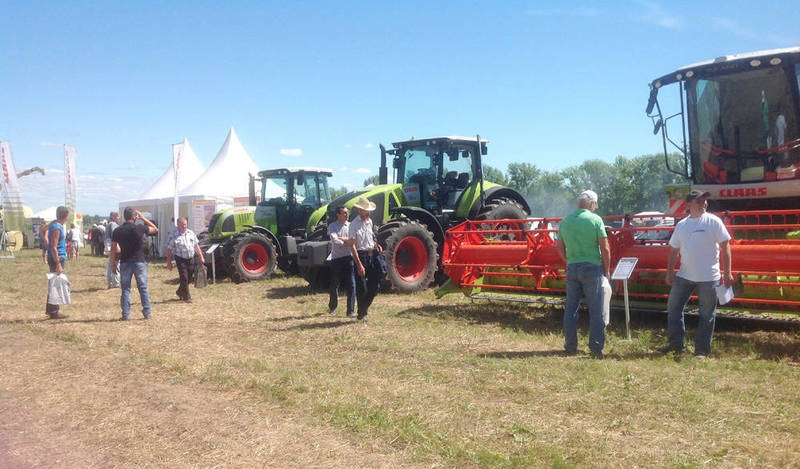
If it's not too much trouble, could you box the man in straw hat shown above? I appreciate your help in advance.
[557,189,610,358]
[349,197,385,322]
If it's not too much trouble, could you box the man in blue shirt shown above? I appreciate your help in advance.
[46,206,70,319]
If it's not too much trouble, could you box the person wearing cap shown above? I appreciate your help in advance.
[556,189,610,357]
[664,189,733,357]
[349,197,384,321]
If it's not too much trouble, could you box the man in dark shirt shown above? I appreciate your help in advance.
[111,207,158,320]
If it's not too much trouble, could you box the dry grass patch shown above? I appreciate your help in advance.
[2,248,800,467]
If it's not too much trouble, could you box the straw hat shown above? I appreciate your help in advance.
[353,197,376,212]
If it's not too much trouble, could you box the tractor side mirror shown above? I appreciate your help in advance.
[480,142,488,155]
[392,157,400,169]
[646,87,658,114]
[653,118,663,135]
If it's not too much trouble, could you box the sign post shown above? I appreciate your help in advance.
[611,257,639,341]
[206,243,220,284]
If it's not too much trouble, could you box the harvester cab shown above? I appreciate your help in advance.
[647,47,800,213]
[297,135,530,293]
[204,167,332,283]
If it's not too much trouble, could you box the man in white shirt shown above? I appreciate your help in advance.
[349,197,384,322]
[328,206,356,317]
[664,190,733,357]
[166,217,205,303]
[105,211,121,288]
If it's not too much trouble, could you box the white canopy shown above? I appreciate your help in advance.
[180,127,259,198]
[32,206,58,221]
[138,138,205,200]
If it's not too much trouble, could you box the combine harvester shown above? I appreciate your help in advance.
[437,48,800,319]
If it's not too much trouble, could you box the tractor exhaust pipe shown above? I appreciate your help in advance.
[248,173,256,206]
[379,144,388,185]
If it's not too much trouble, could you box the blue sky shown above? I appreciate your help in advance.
[2,0,797,215]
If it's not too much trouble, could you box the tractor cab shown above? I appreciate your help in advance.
[647,47,800,210]
[254,168,332,237]
[382,136,486,218]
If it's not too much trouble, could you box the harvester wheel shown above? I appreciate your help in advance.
[299,226,330,290]
[476,197,528,240]
[380,220,438,293]
[224,231,277,283]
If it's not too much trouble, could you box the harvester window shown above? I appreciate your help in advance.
[689,65,799,183]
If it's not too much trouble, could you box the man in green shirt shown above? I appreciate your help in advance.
[557,190,611,357]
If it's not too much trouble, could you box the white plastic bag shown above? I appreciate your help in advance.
[601,276,612,326]
[47,272,71,305]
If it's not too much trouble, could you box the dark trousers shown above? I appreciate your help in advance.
[175,255,194,300]
[46,256,65,316]
[355,250,381,318]
[329,256,355,313]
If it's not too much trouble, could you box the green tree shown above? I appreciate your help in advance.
[330,186,350,200]
[363,175,380,186]
[482,164,508,186]
[506,162,541,194]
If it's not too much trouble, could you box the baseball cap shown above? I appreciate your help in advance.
[685,189,711,202]
[578,190,598,204]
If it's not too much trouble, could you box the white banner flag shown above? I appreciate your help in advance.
[0,141,26,232]
[64,145,77,227]
[172,141,184,223]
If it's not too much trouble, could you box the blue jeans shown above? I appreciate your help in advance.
[120,262,151,319]
[329,256,355,314]
[564,262,605,354]
[667,276,717,355]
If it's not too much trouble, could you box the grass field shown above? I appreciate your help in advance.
[1,247,800,468]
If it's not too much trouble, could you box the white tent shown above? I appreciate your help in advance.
[180,127,258,198]
[119,128,261,257]
[32,206,58,221]
[137,138,205,200]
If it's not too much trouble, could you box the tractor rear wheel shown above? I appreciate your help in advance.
[379,220,438,293]
[224,231,277,283]
[476,197,528,241]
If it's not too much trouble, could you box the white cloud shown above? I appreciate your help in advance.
[363,143,374,149]
[338,167,348,172]
[355,168,372,174]
[279,148,303,157]
[632,0,681,29]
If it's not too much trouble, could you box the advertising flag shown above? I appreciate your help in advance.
[64,145,77,227]
[172,141,184,223]
[0,141,25,232]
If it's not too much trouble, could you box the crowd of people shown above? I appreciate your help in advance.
[39,191,732,357]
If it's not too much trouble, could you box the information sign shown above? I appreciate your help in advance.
[611,257,639,280]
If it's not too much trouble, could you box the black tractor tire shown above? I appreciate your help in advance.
[476,197,529,241]
[380,220,438,293]
[299,225,330,290]
[223,231,277,283]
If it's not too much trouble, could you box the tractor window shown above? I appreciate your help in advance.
[316,175,331,205]
[688,64,799,183]
[262,176,289,202]
[441,149,473,183]
[402,148,436,184]
[297,176,319,207]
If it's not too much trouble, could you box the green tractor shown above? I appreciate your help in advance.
[297,136,530,293]
[203,167,332,283]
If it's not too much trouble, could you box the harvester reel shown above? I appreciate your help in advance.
[223,231,277,283]
[476,197,528,241]
[379,219,438,293]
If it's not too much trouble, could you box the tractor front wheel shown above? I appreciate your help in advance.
[380,220,438,293]
[224,232,277,283]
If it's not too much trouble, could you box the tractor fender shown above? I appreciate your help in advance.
[389,206,445,253]
[466,186,531,218]
[242,225,282,257]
